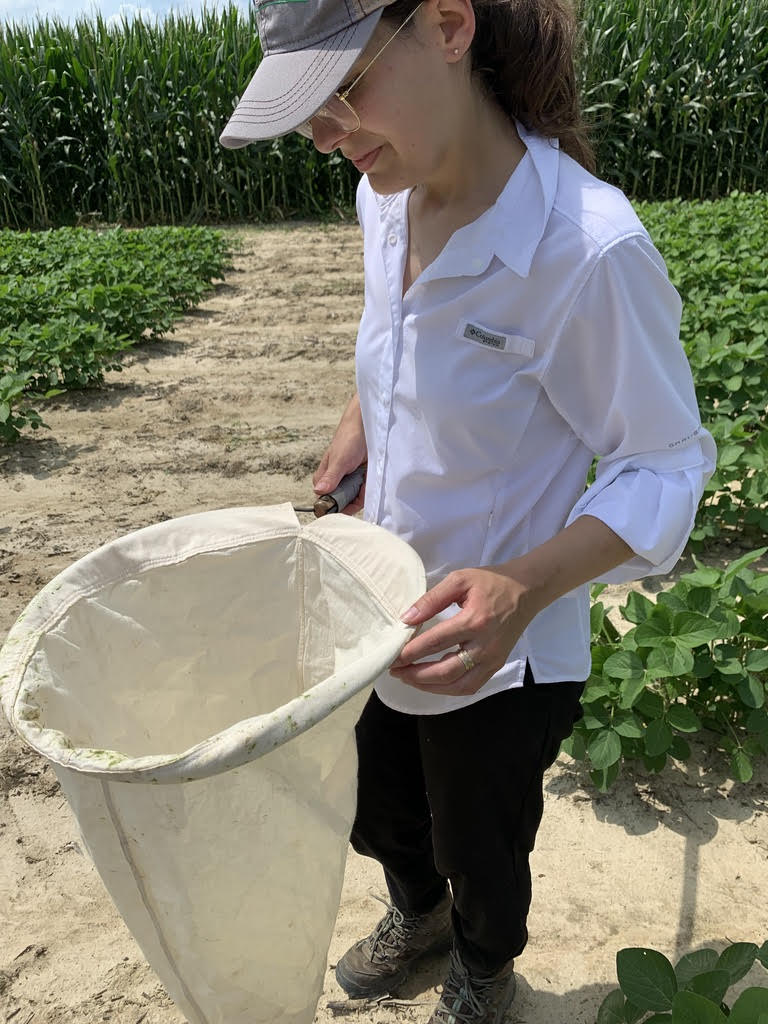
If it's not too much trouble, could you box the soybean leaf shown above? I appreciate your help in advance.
[686,970,730,1005]
[729,988,768,1023]
[590,760,621,792]
[635,616,674,648]
[560,730,587,761]
[675,949,719,987]
[757,940,768,969]
[623,591,656,624]
[685,587,717,616]
[745,712,768,737]
[645,720,674,758]
[589,729,623,770]
[613,710,645,739]
[616,948,677,1012]
[624,1000,645,1024]
[657,592,689,615]
[722,548,768,580]
[692,652,715,679]
[736,675,765,709]
[635,689,665,720]
[731,749,753,782]
[670,991,727,1023]
[716,656,747,677]
[582,704,611,730]
[716,942,758,983]
[746,650,768,673]
[669,736,692,762]
[643,752,667,773]
[682,566,720,587]
[604,650,645,680]
[591,602,607,635]
[596,989,625,1024]
[583,680,615,702]
[647,642,694,677]
[669,612,723,648]
[667,705,701,733]
[709,606,741,637]
[619,676,648,709]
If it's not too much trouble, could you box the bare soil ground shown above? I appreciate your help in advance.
[1,224,766,1024]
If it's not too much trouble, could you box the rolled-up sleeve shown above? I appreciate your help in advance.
[541,233,717,583]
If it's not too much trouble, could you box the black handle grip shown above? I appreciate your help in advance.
[314,465,366,516]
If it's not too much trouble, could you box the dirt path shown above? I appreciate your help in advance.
[1,224,766,1024]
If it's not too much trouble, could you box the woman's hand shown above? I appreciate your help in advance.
[390,516,634,696]
[390,566,539,696]
[313,393,367,515]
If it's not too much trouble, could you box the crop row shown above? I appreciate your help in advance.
[0,225,231,440]
[1,0,766,228]
[2,194,766,543]
[0,204,765,790]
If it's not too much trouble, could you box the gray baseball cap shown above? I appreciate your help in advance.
[220,0,390,148]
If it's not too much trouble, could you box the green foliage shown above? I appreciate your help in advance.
[567,197,768,792]
[0,7,355,229]
[581,0,768,201]
[1,0,766,229]
[562,553,768,789]
[0,225,231,440]
[635,193,768,548]
[597,942,768,1023]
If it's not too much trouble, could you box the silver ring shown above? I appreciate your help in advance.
[456,647,476,673]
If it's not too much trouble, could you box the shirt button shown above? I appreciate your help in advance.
[388,234,397,246]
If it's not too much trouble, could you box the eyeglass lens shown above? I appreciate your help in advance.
[296,94,359,139]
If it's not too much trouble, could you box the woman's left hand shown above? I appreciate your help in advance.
[390,565,539,696]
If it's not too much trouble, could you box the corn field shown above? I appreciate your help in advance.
[1,0,766,228]
[581,0,768,202]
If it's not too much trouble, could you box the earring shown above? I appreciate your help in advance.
[453,48,459,54]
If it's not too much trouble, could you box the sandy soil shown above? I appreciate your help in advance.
[1,223,766,1024]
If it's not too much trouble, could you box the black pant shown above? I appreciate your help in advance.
[350,664,585,974]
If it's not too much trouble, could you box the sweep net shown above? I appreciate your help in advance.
[0,504,425,1024]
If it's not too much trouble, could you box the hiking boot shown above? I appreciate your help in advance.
[335,891,453,998]
[428,949,517,1024]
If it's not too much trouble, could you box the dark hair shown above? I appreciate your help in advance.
[381,0,595,172]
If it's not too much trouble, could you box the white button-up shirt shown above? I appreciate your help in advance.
[355,123,716,714]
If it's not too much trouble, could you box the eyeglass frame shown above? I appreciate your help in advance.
[296,2,424,139]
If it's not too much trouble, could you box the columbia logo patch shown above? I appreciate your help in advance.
[458,321,535,357]
[464,323,506,349]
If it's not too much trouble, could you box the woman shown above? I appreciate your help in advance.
[220,3,715,1021]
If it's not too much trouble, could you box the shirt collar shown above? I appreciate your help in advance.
[376,121,560,282]
[494,123,560,277]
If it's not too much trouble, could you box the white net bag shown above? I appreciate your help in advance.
[0,503,425,1024]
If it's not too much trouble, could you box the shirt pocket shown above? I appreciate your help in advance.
[455,319,536,358]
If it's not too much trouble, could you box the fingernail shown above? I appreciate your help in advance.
[400,605,419,624]
[313,478,329,493]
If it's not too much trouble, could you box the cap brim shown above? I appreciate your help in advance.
[220,9,384,148]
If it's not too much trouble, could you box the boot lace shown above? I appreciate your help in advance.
[368,893,434,964]
[432,950,507,1024]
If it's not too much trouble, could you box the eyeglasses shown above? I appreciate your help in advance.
[296,2,423,139]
